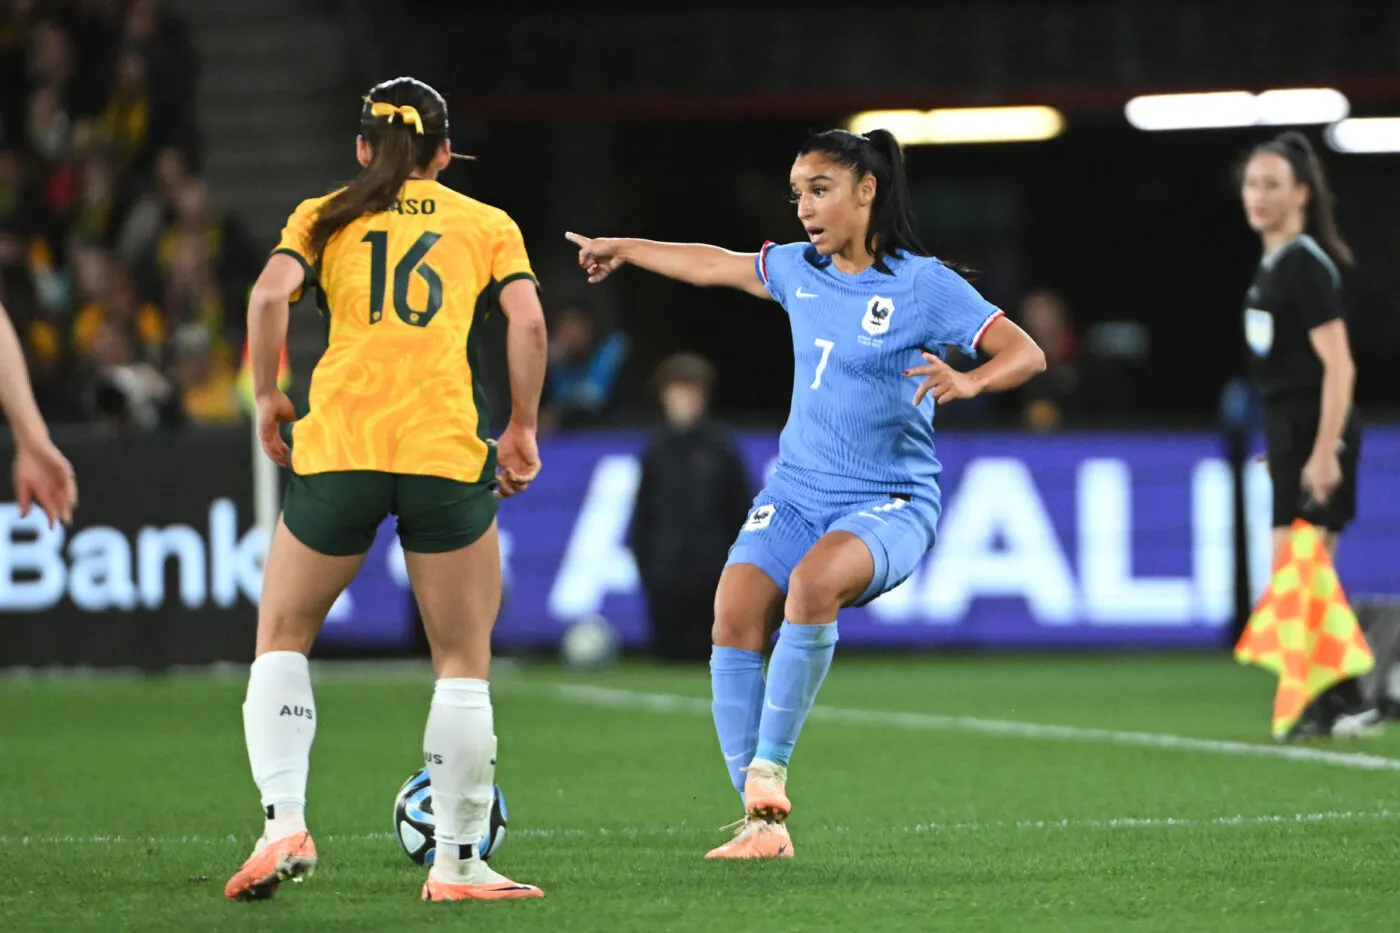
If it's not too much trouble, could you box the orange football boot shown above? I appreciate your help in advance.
[224,830,318,901]
[704,818,795,859]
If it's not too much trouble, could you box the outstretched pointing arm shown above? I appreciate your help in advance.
[565,232,772,300]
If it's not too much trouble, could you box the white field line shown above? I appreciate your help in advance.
[551,684,1400,773]
[2,809,1396,847]
[7,684,1395,850]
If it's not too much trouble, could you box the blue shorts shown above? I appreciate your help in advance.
[725,476,941,607]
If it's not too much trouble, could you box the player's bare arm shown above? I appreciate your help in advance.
[497,277,548,497]
[246,252,306,467]
[564,232,771,300]
[906,316,1047,405]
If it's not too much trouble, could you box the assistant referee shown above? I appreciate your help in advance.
[1238,130,1360,560]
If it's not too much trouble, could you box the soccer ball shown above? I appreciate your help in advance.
[392,767,507,865]
[560,613,621,670]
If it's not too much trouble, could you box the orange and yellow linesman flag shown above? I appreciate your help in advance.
[236,338,292,414]
[1234,519,1374,739]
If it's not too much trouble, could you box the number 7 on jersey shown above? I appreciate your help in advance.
[811,338,835,389]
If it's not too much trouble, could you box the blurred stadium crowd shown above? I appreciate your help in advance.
[1,0,258,433]
[0,1,1093,439]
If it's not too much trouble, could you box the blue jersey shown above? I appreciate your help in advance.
[755,241,1003,497]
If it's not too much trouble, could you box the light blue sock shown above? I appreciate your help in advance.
[710,646,766,798]
[754,621,837,768]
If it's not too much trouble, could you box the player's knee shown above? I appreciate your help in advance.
[711,607,766,652]
[785,562,843,625]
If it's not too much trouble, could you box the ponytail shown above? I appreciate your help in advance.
[308,127,418,264]
[1254,130,1354,267]
[1287,132,1354,267]
[858,128,928,273]
[797,128,972,277]
[307,77,452,265]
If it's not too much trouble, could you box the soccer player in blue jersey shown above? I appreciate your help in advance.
[565,129,1046,858]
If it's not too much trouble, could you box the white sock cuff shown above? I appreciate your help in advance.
[432,678,490,709]
[250,651,309,677]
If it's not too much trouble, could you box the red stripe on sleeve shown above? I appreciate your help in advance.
[972,309,1005,349]
[758,240,776,286]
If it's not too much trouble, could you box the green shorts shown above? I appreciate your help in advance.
[283,470,498,556]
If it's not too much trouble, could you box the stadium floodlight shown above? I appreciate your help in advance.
[1125,91,1261,131]
[1125,88,1349,131]
[844,107,1064,145]
[845,109,934,142]
[1325,117,1400,153]
[1256,88,1350,126]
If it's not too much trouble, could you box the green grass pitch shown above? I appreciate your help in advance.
[3,654,1399,932]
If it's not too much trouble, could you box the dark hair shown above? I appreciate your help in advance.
[654,352,716,396]
[797,128,974,277]
[796,129,928,275]
[1248,130,1354,267]
[307,76,450,264]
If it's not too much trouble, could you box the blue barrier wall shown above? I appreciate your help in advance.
[320,427,1400,651]
[3,426,1396,664]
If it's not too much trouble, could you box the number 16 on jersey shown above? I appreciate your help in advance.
[362,231,443,327]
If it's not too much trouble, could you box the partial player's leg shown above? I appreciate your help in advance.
[711,564,786,785]
[397,475,542,902]
[705,495,813,860]
[746,496,938,825]
[705,565,791,860]
[712,497,816,798]
[226,471,383,901]
[742,531,870,826]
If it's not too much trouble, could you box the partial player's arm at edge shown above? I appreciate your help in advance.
[498,277,548,430]
[965,315,1047,394]
[0,300,51,449]
[565,232,771,300]
[246,253,305,401]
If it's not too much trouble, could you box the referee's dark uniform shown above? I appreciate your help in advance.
[1243,233,1361,530]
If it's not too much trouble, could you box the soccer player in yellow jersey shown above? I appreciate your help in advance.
[224,77,547,904]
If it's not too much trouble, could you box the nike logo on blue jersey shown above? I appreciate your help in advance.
[795,287,819,298]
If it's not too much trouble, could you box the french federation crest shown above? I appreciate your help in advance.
[863,296,894,336]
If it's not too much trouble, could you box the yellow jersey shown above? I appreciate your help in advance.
[273,178,536,483]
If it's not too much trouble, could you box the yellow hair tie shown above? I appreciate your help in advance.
[369,101,424,135]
